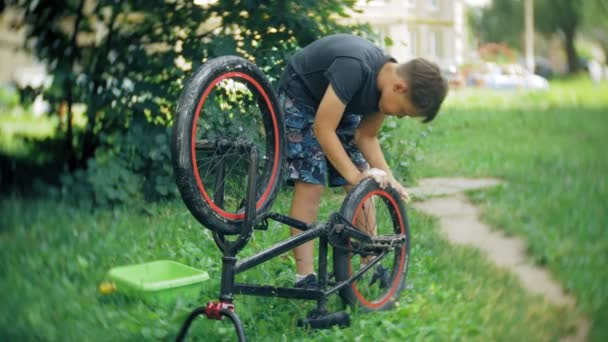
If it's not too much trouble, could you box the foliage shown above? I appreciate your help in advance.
[4,0,371,205]
[469,0,605,74]
[0,93,57,158]
[467,0,523,50]
[534,0,585,73]
[16,0,368,164]
[581,0,608,60]
[0,86,176,206]
[59,120,178,207]
[380,117,432,184]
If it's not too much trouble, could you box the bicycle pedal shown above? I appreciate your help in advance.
[373,234,406,244]
[297,311,350,330]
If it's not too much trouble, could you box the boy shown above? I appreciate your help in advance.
[277,34,448,287]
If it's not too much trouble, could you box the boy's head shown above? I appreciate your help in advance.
[379,58,448,123]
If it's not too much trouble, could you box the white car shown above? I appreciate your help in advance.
[480,63,549,90]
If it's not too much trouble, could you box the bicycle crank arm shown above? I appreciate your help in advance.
[332,223,373,243]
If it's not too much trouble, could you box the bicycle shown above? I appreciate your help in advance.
[171,56,411,341]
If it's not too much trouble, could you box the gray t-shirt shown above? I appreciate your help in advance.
[279,34,396,115]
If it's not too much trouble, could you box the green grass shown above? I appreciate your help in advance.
[1,78,604,340]
[403,77,608,341]
[1,189,575,341]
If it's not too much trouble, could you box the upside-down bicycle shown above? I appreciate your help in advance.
[171,56,411,341]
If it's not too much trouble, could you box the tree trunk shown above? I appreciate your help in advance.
[65,0,86,171]
[598,37,608,65]
[80,6,119,165]
[563,26,579,74]
[65,84,74,170]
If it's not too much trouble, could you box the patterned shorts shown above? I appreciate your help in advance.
[279,91,369,187]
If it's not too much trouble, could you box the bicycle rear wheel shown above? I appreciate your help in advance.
[172,56,285,235]
[333,178,410,311]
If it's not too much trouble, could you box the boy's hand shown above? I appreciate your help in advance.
[360,168,389,187]
[387,175,411,202]
[360,168,410,202]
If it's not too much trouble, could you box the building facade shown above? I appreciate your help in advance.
[348,0,467,70]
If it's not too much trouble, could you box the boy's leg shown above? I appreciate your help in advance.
[290,180,324,276]
[278,91,326,278]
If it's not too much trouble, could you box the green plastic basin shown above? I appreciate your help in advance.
[107,260,209,304]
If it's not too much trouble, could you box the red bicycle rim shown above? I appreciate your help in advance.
[190,72,280,220]
[348,189,406,308]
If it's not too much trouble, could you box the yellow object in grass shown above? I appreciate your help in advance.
[99,281,117,294]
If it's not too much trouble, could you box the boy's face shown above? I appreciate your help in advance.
[378,80,421,119]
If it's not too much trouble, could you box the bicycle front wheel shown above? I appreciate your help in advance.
[333,178,411,311]
[172,56,285,235]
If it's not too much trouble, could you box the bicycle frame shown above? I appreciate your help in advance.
[231,211,388,299]
[177,138,399,341]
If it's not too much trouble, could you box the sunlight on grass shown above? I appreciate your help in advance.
[445,76,608,111]
[0,87,87,158]
[0,109,59,156]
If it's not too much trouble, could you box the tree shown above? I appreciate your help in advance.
[534,0,585,73]
[1,0,370,204]
[15,0,368,171]
[470,0,603,74]
[468,0,523,49]
[581,0,608,60]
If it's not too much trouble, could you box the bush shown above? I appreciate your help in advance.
[380,117,433,182]
[59,122,177,207]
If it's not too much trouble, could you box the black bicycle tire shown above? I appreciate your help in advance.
[172,56,285,235]
[333,178,411,311]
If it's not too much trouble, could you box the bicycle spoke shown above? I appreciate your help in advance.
[351,193,400,300]
[173,56,283,235]
[193,79,269,215]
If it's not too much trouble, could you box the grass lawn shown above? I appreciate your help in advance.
[0,192,575,341]
[1,78,605,340]
[404,78,608,341]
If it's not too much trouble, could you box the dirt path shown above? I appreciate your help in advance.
[409,178,589,341]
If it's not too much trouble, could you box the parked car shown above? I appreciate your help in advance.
[517,56,554,79]
[477,62,549,90]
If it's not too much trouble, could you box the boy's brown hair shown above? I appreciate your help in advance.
[397,58,448,123]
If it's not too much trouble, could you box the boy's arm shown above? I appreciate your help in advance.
[313,85,362,185]
[357,112,410,200]
[355,111,391,173]
[314,84,409,199]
